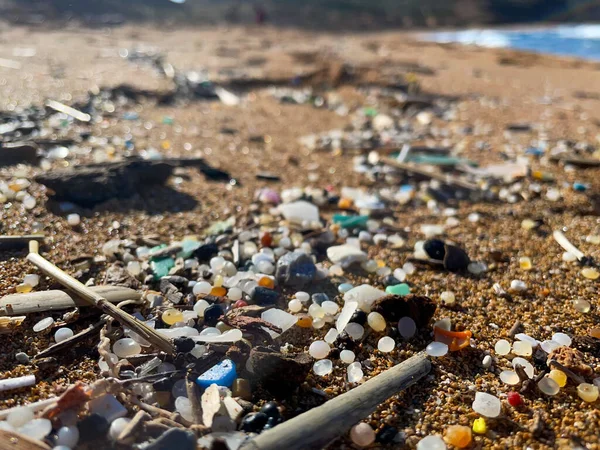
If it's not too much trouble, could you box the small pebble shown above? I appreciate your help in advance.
[377,336,395,353]
[313,359,333,376]
[350,423,375,447]
[15,352,29,364]
[510,280,527,292]
[482,355,492,369]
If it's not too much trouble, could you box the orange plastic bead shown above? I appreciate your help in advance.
[338,198,353,209]
[210,286,227,297]
[591,328,600,339]
[540,287,551,297]
[445,425,472,448]
[434,327,472,351]
[297,315,313,328]
[258,277,275,289]
[260,232,273,247]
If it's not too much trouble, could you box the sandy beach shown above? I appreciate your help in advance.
[0,23,599,449]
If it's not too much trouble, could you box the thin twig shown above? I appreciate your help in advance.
[186,374,204,424]
[548,360,585,384]
[35,319,106,359]
[26,251,175,355]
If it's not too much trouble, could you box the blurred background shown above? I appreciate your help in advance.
[0,0,598,28]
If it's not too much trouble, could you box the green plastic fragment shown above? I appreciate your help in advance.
[364,107,378,117]
[148,244,167,261]
[332,214,369,229]
[177,240,201,259]
[151,257,175,279]
[385,283,410,296]
[162,116,174,125]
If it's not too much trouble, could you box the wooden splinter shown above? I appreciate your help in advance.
[240,352,431,450]
[26,250,175,356]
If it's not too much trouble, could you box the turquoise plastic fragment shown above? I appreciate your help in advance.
[149,244,167,261]
[151,257,175,279]
[196,359,237,389]
[386,283,410,296]
[332,214,369,229]
[177,240,201,259]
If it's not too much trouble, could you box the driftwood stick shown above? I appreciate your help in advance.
[186,374,204,425]
[240,352,431,450]
[0,235,45,249]
[26,251,175,355]
[0,429,51,450]
[0,286,141,316]
[34,319,107,359]
[381,156,479,192]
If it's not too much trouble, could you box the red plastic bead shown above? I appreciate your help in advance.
[234,300,248,309]
[507,391,522,407]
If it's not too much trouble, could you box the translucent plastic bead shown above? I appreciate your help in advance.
[22,195,36,210]
[494,339,511,355]
[193,281,212,295]
[288,299,302,313]
[427,341,449,357]
[398,317,416,338]
[23,274,39,287]
[403,262,415,275]
[54,328,74,343]
[193,300,210,317]
[19,418,52,440]
[444,425,472,449]
[577,383,599,402]
[350,423,375,447]
[313,359,333,376]
[324,328,339,344]
[347,365,364,383]
[33,317,54,332]
[295,291,310,302]
[309,340,330,359]
[15,283,32,293]
[126,261,141,276]
[518,256,532,270]
[321,301,339,315]
[113,338,141,358]
[548,369,567,387]
[510,280,527,291]
[562,251,577,262]
[346,323,364,340]
[538,376,560,395]
[499,370,520,385]
[512,341,532,356]
[7,407,34,428]
[440,291,456,306]
[109,417,131,440]
[417,435,446,450]
[512,357,534,378]
[162,309,184,325]
[540,340,561,353]
[56,426,79,448]
[572,299,591,313]
[67,214,81,227]
[338,283,353,294]
[552,332,572,347]
[308,304,325,319]
[362,260,378,273]
[175,396,194,422]
[340,350,355,364]
[367,312,386,331]
[521,219,535,230]
[581,268,599,280]
[472,392,501,418]
[393,268,406,282]
[329,264,343,276]
[227,287,242,301]
[377,336,395,353]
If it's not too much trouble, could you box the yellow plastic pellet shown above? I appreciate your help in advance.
[15,283,33,293]
[581,268,600,280]
[519,256,532,270]
[472,418,487,434]
[162,308,184,325]
[577,383,599,403]
[548,369,567,388]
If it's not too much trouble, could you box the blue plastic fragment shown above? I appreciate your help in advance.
[196,359,237,389]
[573,182,588,192]
[525,147,544,157]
